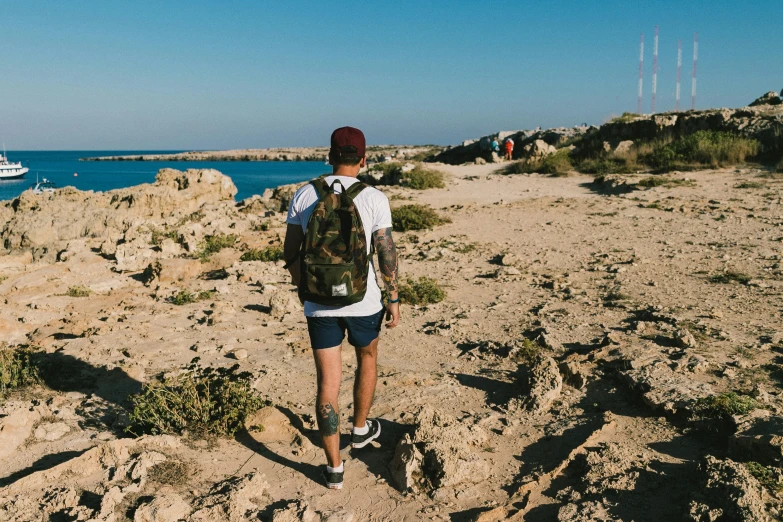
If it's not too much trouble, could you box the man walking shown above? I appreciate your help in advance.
[283,127,401,490]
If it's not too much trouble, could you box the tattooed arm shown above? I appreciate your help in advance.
[373,227,401,327]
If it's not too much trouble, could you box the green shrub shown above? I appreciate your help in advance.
[709,271,751,285]
[506,149,573,176]
[240,246,284,262]
[745,462,783,491]
[644,131,759,171]
[514,338,541,363]
[610,112,639,124]
[196,234,237,261]
[637,176,695,188]
[391,204,451,232]
[0,347,40,398]
[734,181,765,189]
[777,157,783,173]
[169,289,215,305]
[400,165,445,189]
[398,276,445,305]
[67,286,91,297]
[127,363,267,437]
[369,162,445,189]
[150,227,180,246]
[577,156,637,175]
[693,392,757,419]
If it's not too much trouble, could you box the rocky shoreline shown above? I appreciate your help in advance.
[80,145,441,163]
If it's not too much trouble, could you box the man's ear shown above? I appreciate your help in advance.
[360,156,367,168]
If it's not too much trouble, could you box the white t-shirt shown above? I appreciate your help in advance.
[286,175,392,317]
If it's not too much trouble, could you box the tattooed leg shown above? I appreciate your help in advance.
[313,345,342,467]
[317,402,340,436]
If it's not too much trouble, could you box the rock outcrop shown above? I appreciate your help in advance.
[687,456,770,522]
[434,92,783,165]
[1,168,238,263]
[750,91,782,107]
[390,406,490,493]
[434,126,591,164]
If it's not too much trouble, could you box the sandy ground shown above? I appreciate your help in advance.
[1,162,782,521]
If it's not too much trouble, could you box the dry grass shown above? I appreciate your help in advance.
[240,246,283,262]
[67,286,91,297]
[506,149,573,176]
[392,204,451,231]
[0,347,41,399]
[127,362,267,437]
[399,277,446,305]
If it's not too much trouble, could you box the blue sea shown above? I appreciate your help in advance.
[0,151,329,202]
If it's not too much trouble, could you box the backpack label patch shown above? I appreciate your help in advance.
[331,283,348,297]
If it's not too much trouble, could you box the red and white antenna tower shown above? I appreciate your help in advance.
[651,26,658,113]
[691,32,698,110]
[676,40,682,111]
[638,33,644,114]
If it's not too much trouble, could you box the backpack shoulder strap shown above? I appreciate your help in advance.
[310,178,330,199]
[344,181,368,200]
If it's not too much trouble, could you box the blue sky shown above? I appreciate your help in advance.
[2,1,781,150]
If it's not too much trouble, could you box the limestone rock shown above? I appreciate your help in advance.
[190,472,269,522]
[390,434,424,493]
[686,457,769,522]
[523,139,557,159]
[474,157,487,165]
[614,140,634,154]
[729,415,783,466]
[1,168,238,262]
[592,174,635,194]
[0,401,46,459]
[33,422,71,442]
[271,500,320,522]
[390,406,489,493]
[269,289,302,320]
[134,494,191,522]
[518,355,562,413]
[620,351,713,416]
[143,258,203,285]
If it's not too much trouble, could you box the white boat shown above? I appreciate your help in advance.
[0,146,28,180]
[30,177,57,194]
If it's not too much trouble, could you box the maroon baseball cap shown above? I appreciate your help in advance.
[329,126,366,160]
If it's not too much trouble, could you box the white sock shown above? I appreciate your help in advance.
[353,422,369,435]
[327,462,344,473]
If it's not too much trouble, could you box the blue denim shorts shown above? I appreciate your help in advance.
[306,309,384,350]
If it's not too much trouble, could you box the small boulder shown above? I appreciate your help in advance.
[686,456,769,522]
[390,407,489,493]
[134,494,191,522]
[474,157,487,165]
[729,415,783,466]
[517,355,562,413]
[614,140,634,154]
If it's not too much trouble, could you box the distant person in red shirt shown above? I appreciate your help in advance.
[504,138,514,161]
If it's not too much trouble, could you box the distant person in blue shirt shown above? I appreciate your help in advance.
[491,138,500,154]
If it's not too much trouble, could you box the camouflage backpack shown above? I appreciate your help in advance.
[299,178,370,306]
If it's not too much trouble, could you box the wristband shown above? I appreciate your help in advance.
[388,296,401,304]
